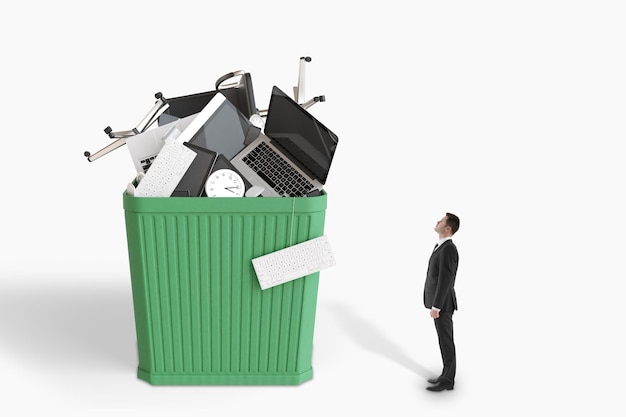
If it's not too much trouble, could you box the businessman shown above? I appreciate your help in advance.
[423,213,460,392]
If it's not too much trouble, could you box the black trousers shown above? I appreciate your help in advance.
[434,310,456,384]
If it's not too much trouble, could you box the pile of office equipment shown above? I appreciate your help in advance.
[85,57,339,198]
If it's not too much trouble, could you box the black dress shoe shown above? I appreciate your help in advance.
[426,382,454,392]
[427,377,440,384]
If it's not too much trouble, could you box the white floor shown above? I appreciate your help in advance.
[0,264,621,416]
[1,1,625,415]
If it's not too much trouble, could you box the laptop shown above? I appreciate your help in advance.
[230,86,339,197]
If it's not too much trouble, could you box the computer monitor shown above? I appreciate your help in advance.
[173,92,260,160]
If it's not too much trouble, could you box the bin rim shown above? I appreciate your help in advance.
[123,190,327,214]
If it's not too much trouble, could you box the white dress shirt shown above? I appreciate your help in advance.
[433,237,452,252]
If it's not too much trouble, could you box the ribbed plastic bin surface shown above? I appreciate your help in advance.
[123,192,327,385]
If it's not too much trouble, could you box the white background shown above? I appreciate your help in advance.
[1,1,624,415]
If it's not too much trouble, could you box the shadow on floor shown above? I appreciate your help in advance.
[325,301,434,378]
[0,279,136,373]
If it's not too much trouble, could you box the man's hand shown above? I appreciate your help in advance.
[430,308,440,319]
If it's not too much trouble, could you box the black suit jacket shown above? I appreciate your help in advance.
[423,240,459,312]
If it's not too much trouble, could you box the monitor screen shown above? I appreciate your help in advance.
[173,92,260,160]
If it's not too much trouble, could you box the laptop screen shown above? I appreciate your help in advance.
[264,86,339,183]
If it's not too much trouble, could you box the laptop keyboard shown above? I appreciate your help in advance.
[242,142,315,197]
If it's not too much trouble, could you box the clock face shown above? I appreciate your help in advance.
[205,169,246,197]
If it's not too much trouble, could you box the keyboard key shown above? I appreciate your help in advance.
[243,142,315,197]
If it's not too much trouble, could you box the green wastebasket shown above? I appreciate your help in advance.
[123,192,328,385]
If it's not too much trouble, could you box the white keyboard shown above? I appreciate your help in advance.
[252,235,336,290]
[134,140,197,197]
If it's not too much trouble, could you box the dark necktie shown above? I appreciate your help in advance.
[433,244,439,252]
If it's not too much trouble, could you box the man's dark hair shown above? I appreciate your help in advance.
[446,212,460,235]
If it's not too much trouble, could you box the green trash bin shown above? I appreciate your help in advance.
[123,192,328,385]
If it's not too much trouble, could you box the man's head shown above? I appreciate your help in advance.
[435,212,460,237]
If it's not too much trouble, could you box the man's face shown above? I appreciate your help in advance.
[435,215,449,235]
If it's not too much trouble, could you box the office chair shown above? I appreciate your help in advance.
[84,92,169,162]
